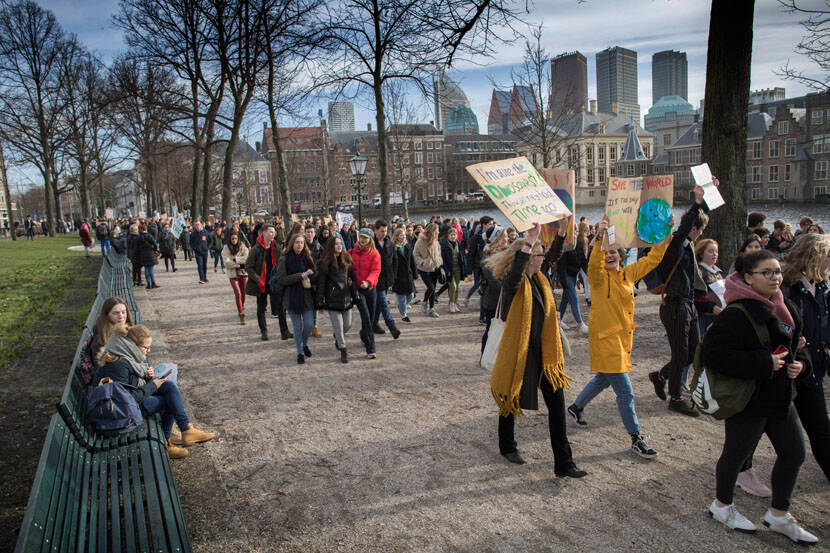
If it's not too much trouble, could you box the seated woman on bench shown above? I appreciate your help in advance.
[95,323,214,459]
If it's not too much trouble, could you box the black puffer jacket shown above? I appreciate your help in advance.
[127,231,142,265]
[315,263,356,311]
[786,280,830,390]
[137,232,159,267]
[703,298,811,419]
[374,236,396,290]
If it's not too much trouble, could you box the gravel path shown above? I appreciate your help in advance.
[137,257,829,552]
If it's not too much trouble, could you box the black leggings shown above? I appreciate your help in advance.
[794,382,830,481]
[418,270,438,308]
[498,379,576,475]
[716,404,805,511]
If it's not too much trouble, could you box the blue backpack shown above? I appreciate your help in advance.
[86,380,143,436]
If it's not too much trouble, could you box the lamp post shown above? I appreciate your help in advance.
[348,154,368,227]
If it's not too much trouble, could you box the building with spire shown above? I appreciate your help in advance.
[508,84,538,131]
[615,123,651,179]
[433,69,471,134]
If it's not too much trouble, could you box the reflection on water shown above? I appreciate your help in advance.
[429,203,830,231]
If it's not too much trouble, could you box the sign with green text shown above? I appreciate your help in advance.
[465,156,571,232]
[603,175,674,249]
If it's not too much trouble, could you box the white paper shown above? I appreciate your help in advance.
[708,279,726,307]
[690,163,725,210]
[607,225,616,246]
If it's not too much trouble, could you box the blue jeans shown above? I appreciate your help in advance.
[466,270,481,299]
[195,251,208,281]
[100,238,110,256]
[396,292,413,317]
[141,381,189,439]
[144,265,156,286]
[574,372,640,436]
[211,249,224,271]
[289,309,314,355]
[373,288,396,329]
[559,275,583,324]
[84,246,90,257]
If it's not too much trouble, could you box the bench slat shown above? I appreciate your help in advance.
[40,419,72,553]
[128,440,149,553]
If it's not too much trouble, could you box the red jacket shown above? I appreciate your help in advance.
[79,223,92,246]
[350,245,381,288]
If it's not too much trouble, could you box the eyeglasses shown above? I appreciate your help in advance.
[532,253,546,257]
[748,269,783,279]
[138,344,151,353]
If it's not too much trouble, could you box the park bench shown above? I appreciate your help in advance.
[15,250,191,553]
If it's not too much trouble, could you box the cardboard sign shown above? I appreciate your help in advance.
[335,211,354,229]
[466,156,571,232]
[604,175,674,249]
[538,168,575,249]
[171,214,186,238]
[104,208,114,219]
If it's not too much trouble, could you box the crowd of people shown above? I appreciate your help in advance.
[71,196,829,546]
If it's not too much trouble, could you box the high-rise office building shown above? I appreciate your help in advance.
[327,102,355,132]
[596,46,640,124]
[549,51,588,116]
[652,50,688,104]
[434,69,471,134]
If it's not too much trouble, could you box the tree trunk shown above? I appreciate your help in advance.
[42,166,55,237]
[202,123,215,219]
[221,129,240,225]
[701,0,755,271]
[373,77,390,222]
[191,145,202,220]
[79,163,90,219]
[0,143,15,239]
[271,120,291,219]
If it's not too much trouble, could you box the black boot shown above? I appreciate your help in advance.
[340,348,348,363]
[303,345,312,358]
[390,325,401,339]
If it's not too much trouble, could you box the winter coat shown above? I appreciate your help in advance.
[126,231,141,264]
[211,233,224,252]
[587,237,669,374]
[703,298,811,419]
[479,263,502,313]
[413,236,442,273]
[222,243,249,274]
[180,230,192,251]
[315,263,356,311]
[392,242,417,295]
[275,254,317,312]
[374,235,396,290]
[244,240,278,296]
[557,243,588,281]
[94,358,158,404]
[79,223,93,247]
[785,279,830,390]
[694,263,725,317]
[189,229,213,254]
[158,230,176,258]
[308,239,323,262]
[95,223,109,241]
[137,232,159,267]
[652,202,709,302]
[350,245,381,288]
[440,239,467,279]
[467,231,485,273]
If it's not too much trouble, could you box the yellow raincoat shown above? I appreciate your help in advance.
[587,237,670,373]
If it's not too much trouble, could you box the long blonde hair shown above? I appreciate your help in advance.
[483,238,526,280]
[422,223,439,248]
[783,233,830,284]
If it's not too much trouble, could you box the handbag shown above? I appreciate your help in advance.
[480,288,506,371]
[437,267,447,285]
[236,268,247,277]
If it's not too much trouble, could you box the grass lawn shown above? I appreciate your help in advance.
[0,236,96,371]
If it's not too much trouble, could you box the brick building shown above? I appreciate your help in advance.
[806,91,830,198]
[444,134,519,196]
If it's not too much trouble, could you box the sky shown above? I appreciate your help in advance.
[12,0,826,185]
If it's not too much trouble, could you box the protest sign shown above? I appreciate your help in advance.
[171,214,186,238]
[690,163,725,210]
[335,211,354,229]
[538,168,575,249]
[604,175,674,249]
[466,156,571,232]
[105,208,114,219]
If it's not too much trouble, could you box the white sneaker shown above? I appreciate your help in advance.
[422,302,428,314]
[579,323,589,334]
[708,500,756,534]
[428,308,440,318]
[763,510,819,544]
[560,321,570,331]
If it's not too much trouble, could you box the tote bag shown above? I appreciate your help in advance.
[480,289,505,371]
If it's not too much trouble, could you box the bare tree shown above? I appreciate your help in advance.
[0,0,70,235]
[385,81,426,220]
[776,0,829,91]
[702,0,755,272]
[319,0,522,221]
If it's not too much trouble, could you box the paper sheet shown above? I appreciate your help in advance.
[690,163,725,210]
[708,279,726,307]
[607,225,616,247]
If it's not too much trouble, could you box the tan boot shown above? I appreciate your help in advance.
[169,425,183,445]
[180,424,215,446]
[311,325,323,338]
[239,312,246,325]
[167,439,189,459]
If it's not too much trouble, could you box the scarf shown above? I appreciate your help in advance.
[490,272,570,418]
[723,272,795,328]
[285,251,311,312]
[104,333,150,384]
[256,235,277,293]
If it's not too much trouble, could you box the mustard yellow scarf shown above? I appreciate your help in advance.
[490,272,570,418]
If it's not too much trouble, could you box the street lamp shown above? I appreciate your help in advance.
[348,154,368,226]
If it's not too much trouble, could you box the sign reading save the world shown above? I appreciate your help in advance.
[465,156,571,232]
[603,175,674,249]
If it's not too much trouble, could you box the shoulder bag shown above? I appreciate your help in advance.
[480,288,506,371]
